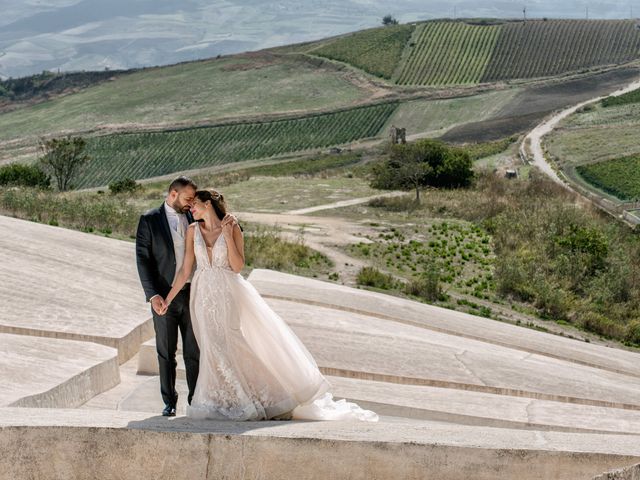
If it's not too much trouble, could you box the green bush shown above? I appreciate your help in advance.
[405,269,444,301]
[624,320,640,345]
[579,311,625,339]
[0,163,50,188]
[356,266,398,290]
[109,178,141,194]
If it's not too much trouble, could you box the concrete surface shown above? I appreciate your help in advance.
[1,407,640,480]
[594,463,640,480]
[0,333,119,408]
[0,215,153,362]
[247,269,640,379]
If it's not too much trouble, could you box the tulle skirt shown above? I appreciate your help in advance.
[187,266,378,422]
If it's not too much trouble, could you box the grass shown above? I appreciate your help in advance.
[576,155,640,201]
[0,54,370,144]
[348,220,495,300]
[602,86,640,107]
[545,99,640,200]
[313,24,415,79]
[381,89,520,137]
[221,176,382,213]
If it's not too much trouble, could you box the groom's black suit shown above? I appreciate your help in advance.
[135,203,200,409]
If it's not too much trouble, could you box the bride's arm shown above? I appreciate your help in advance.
[222,218,245,273]
[164,225,196,308]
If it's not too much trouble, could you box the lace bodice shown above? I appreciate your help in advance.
[193,224,231,271]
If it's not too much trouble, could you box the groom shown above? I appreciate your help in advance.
[135,176,200,417]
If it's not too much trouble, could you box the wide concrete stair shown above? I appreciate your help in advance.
[3,215,640,479]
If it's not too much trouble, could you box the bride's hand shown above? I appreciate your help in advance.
[159,299,169,315]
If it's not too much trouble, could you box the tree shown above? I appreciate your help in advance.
[39,136,90,191]
[371,139,473,203]
[382,14,398,26]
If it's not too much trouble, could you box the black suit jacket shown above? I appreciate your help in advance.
[135,203,194,302]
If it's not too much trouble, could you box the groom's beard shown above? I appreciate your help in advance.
[170,199,190,213]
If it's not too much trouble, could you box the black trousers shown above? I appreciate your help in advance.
[152,286,200,407]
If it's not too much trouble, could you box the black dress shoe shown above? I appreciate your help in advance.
[162,405,176,417]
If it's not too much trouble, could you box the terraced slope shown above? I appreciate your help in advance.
[395,22,500,86]
[76,103,398,188]
[309,19,640,86]
[312,25,415,79]
[482,19,640,82]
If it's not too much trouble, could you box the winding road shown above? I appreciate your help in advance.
[524,77,640,187]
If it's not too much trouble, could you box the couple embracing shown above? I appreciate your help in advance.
[135,176,377,422]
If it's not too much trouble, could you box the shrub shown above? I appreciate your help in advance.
[356,266,397,290]
[109,178,141,194]
[579,311,625,339]
[405,269,444,301]
[624,320,640,345]
[0,163,50,188]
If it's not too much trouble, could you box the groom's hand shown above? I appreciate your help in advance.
[151,296,167,315]
[221,213,238,227]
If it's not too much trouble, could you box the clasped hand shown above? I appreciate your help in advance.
[151,296,168,315]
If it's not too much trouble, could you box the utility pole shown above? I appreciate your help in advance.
[454,6,457,20]
[586,5,589,19]
[523,6,527,22]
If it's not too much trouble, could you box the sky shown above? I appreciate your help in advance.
[0,0,638,78]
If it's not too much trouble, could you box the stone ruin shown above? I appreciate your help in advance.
[389,125,406,144]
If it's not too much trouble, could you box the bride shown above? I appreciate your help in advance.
[163,188,378,422]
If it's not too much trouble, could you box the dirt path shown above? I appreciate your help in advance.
[284,191,405,215]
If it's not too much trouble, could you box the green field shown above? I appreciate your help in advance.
[76,103,398,188]
[602,86,640,107]
[395,22,500,86]
[382,89,520,136]
[0,55,370,144]
[576,155,640,201]
[482,20,640,81]
[546,100,640,169]
[303,19,640,86]
[312,25,415,79]
[545,98,640,201]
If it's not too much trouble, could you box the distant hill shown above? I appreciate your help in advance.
[302,19,640,86]
[2,18,640,189]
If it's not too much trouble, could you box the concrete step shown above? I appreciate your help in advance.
[1,406,640,480]
[1,333,120,408]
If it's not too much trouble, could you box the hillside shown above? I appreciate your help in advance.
[1,18,640,188]
[305,19,640,86]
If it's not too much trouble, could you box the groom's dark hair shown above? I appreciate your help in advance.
[168,176,197,193]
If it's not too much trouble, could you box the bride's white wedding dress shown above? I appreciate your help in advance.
[187,225,378,422]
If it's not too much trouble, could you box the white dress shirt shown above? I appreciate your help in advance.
[164,201,191,285]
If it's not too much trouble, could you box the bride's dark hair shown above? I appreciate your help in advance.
[195,189,227,221]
